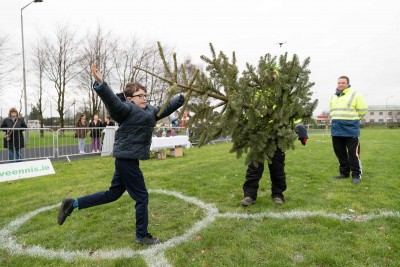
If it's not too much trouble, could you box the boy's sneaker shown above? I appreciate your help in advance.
[240,196,255,206]
[352,177,362,184]
[136,233,160,245]
[272,196,285,205]
[58,198,74,225]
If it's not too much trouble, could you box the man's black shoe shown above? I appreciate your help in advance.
[333,174,349,179]
[136,233,160,245]
[352,177,362,184]
[58,198,74,225]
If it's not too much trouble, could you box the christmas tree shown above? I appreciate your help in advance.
[136,42,318,164]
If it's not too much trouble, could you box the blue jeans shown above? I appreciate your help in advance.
[77,158,149,239]
[8,148,22,161]
[78,138,85,152]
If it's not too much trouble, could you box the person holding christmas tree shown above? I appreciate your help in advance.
[129,43,316,207]
[57,63,184,245]
[330,76,367,184]
[240,122,308,206]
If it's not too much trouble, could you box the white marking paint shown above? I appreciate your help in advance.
[216,210,400,221]
[0,189,218,266]
[1,189,399,266]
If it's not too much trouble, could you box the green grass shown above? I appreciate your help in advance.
[1,128,399,266]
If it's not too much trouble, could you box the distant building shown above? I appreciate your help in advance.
[317,105,400,125]
[363,105,400,124]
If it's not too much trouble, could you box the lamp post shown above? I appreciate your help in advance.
[385,95,394,127]
[73,99,76,124]
[21,0,43,138]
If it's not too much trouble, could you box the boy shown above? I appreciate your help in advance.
[58,64,184,245]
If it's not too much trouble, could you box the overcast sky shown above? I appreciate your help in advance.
[1,0,399,117]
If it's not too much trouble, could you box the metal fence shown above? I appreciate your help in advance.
[1,126,189,164]
[306,124,330,135]
[1,128,55,163]
[1,124,328,164]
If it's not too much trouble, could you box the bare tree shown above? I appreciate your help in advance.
[78,26,118,119]
[112,39,172,106]
[0,35,18,96]
[41,25,82,128]
[112,36,141,91]
[138,42,170,106]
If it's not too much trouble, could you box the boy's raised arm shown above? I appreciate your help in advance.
[91,64,103,84]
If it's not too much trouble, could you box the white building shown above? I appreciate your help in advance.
[318,105,400,125]
[362,105,400,124]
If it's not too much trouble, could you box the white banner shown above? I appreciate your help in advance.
[0,159,55,183]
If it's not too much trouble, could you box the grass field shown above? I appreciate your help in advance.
[1,128,399,266]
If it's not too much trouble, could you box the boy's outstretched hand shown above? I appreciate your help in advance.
[91,64,103,84]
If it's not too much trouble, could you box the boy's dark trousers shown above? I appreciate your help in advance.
[77,158,149,239]
[332,136,361,178]
[242,149,286,200]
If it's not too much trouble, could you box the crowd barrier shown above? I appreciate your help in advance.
[0,126,189,164]
[1,124,323,163]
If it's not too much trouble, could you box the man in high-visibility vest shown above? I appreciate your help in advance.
[330,76,367,184]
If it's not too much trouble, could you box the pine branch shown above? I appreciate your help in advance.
[133,65,250,107]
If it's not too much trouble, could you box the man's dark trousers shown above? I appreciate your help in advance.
[332,136,361,178]
[243,149,286,200]
[77,158,149,239]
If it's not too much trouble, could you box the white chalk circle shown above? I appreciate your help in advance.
[0,189,219,263]
[2,188,399,266]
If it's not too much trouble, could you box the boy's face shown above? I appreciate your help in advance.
[130,89,147,109]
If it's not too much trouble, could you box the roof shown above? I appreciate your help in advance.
[367,105,400,111]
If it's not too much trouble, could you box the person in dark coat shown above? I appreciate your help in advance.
[1,107,28,161]
[58,63,184,245]
[101,115,116,145]
[89,114,103,152]
[104,115,115,126]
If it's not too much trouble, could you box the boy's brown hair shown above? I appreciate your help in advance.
[124,82,147,97]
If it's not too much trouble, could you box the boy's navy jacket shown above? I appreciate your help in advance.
[93,81,184,160]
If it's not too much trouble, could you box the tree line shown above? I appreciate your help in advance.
[0,24,197,128]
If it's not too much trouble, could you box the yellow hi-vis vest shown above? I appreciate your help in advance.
[330,88,368,120]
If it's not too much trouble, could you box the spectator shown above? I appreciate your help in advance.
[1,107,28,161]
[102,115,116,145]
[75,114,89,154]
[104,115,115,126]
[179,109,190,128]
[89,114,103,152]
[170,111,179,128]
